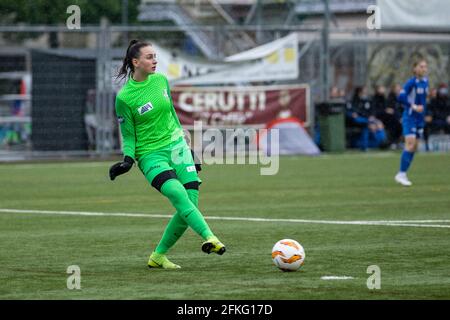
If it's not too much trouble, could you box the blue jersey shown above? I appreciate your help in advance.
[397,76,429,119]
[398,76,428,137]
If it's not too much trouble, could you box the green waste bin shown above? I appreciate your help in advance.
[317,102,346,152]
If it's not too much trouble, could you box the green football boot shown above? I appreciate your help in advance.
[148,252,181,269]
[201,236,226,255]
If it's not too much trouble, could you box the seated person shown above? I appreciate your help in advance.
[374,85,402,147]
[427,84,450,134]
[346,86,387,150]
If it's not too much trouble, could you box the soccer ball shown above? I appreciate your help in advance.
[271,239,305,272]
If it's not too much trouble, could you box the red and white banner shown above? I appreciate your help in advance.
[171,84,310,128]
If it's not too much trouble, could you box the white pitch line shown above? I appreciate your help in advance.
[0,208,170,219]
[204,216,450,228]
[0,208,449,229]
[378,220,450,223]
[321,276,354,280]
[0,162,108,169]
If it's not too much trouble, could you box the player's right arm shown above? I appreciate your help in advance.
[109,96,136,181]
[115,96,136,160]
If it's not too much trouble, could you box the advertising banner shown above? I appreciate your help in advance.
[170,84,310,128]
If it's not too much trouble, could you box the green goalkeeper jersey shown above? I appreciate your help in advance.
[115,73,184,161]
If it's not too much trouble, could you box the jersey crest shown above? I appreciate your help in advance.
[137,102,153,115]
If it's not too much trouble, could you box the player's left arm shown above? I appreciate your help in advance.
[413,82,428,113]
[164,76,182,129]
[420,82,429,109]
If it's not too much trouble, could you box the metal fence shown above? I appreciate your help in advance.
[0,24,449,160]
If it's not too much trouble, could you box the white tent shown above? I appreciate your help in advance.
[259,117,321,156]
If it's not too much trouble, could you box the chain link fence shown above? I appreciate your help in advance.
[0,25,449,160]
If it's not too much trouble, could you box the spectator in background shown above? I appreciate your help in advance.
[330,85,345,103]
[330,86,340,99]
[372,85,387,116]
[346,86,371,151]
[423,87,437,150]
[427,83,450,134]
[373,85,402,148]
[346,86,387,151]
[351,86,373,118]
[387,84,403,118]
[429,87,438,101]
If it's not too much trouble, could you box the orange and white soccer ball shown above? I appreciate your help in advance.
[271,239,305,272]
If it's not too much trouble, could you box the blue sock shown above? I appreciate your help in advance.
[400,150,415,172]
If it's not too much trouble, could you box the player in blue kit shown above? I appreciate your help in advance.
[395,59,429,186]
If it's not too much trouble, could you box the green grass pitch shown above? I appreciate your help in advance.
[0,152,449,299]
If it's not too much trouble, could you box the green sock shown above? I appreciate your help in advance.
[186,188,199,207]
[154,213,187,254]
[160,180,212,239]
[156,183,212,253]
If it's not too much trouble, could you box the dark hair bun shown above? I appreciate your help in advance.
[126,39,140,53]
[129,39,139,46]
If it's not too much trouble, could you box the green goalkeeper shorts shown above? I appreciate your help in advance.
[137,137,201,187]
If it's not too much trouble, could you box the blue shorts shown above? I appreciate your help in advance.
[402,116,424,138]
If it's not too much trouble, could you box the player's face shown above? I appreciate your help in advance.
[415,61,428,78]
[133,45,157,74]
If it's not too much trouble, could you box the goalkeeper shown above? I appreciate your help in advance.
[110,39,226,269]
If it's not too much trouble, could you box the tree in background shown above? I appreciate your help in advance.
[0,0,141,47]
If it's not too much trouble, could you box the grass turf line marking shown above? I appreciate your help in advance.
[321,276,355,280]
[0,162,108,169]
[0,208,449,228]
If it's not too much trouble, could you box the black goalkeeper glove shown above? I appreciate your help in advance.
[191,149,202,173]
[109,156,134,181]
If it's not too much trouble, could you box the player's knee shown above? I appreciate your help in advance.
[159,178,191,207]
[404,137,416,151]
[151,170,177,192]
[184,182,199,207]
[183,181,199,190]
[405,142,415,152]
[166,188,190,208]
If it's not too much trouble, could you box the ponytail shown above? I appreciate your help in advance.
[116,39,151,81]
